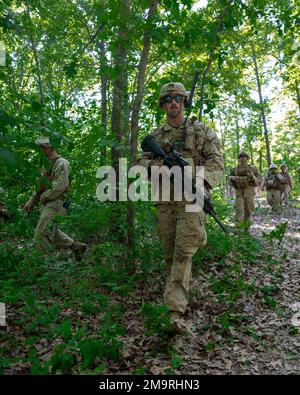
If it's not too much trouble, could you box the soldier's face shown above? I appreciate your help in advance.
[163,95,185,117]
[239,157,248,165]
[39,145,52,156]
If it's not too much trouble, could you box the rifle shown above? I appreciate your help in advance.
[141,135,228,233]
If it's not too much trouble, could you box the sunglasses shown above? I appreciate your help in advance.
[162,95,184,104]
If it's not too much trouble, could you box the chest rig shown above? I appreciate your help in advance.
[154,120,197,161]
[266,173,280,190]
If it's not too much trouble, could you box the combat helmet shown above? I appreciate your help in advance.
[158,82,188,107]
[35,136,51,147]
[238,151,250,160]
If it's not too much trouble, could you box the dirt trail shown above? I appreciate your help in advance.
[175,200,300,375]
[112,200,300,375]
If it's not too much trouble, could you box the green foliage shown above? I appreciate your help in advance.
[141,303,171,337]
[0,0,299,375]
[262,221,288,245]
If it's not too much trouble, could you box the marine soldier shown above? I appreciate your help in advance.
[229,152,262,228]
[0,187,12,223]
[280,164,293,206]
[138,82,224,333]
[264,164,284,213]
[24,136,87,260]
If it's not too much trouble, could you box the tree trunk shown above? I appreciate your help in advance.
[295,83,300,115]
[111,0,131,169]
[99,40,108,164]
[252,50,272,167]
[109,0,131,241]
[235,118,240,155]
[218,111,227,196]
[259,125,263,173]
[125,0,158,274]
[198,0,233,121]
[25,0,45,124]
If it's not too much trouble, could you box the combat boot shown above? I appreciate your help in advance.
[71,242,87,261]
[167,311,184,336]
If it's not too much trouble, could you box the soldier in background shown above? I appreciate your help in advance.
[280,164,293,206]
[264,164,284,213]
[24,136,87,260]
[138,82,224,334]
[0,187,13,223]
[229,152,263,228]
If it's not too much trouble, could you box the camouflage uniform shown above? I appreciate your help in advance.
[230,155,262,225]
[0,202,10,222]
[138,118,224,314]
[280,165,293,206]
[25,137,86,258]
[0,187,11,223]
[264,165,283,212]
[33,157,74,252]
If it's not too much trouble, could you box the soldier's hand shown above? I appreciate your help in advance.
[39,194,49,204]
[24,200,34,212]
[163,156,176,168]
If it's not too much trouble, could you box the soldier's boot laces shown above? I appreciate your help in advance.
[71,242,87,261]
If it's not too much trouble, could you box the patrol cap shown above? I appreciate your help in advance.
[269,163,277,169]
[238,151,249,159]
[35,136,51,147]
[280,163,287,169]
[158,82,188,106]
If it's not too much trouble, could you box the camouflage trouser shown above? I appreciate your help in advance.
[267,190,281,212]
[156,202,207,314]
[235,186,255,224]
[34,199,73,253]
[281,185,291,206]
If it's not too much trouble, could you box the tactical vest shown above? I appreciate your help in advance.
[151,118,210,169]
[265,173,281,191]
[231,164,256,189]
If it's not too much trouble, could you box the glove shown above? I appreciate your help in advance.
[163,156,176,169]
[23,194,39,212]
[24,199,35,212]
[40,193,50,205]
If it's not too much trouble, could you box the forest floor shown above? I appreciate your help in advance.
[1,198,300,375]
[114,199,300,375]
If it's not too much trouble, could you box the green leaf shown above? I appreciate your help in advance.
[31,101,44,113]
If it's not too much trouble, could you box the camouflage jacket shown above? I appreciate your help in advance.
[30,156,71,205]
[0,201,11,222]
[264,173,282,191]
[138,117,224,202]
[230,164,262,190]
[280,172,293,189]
